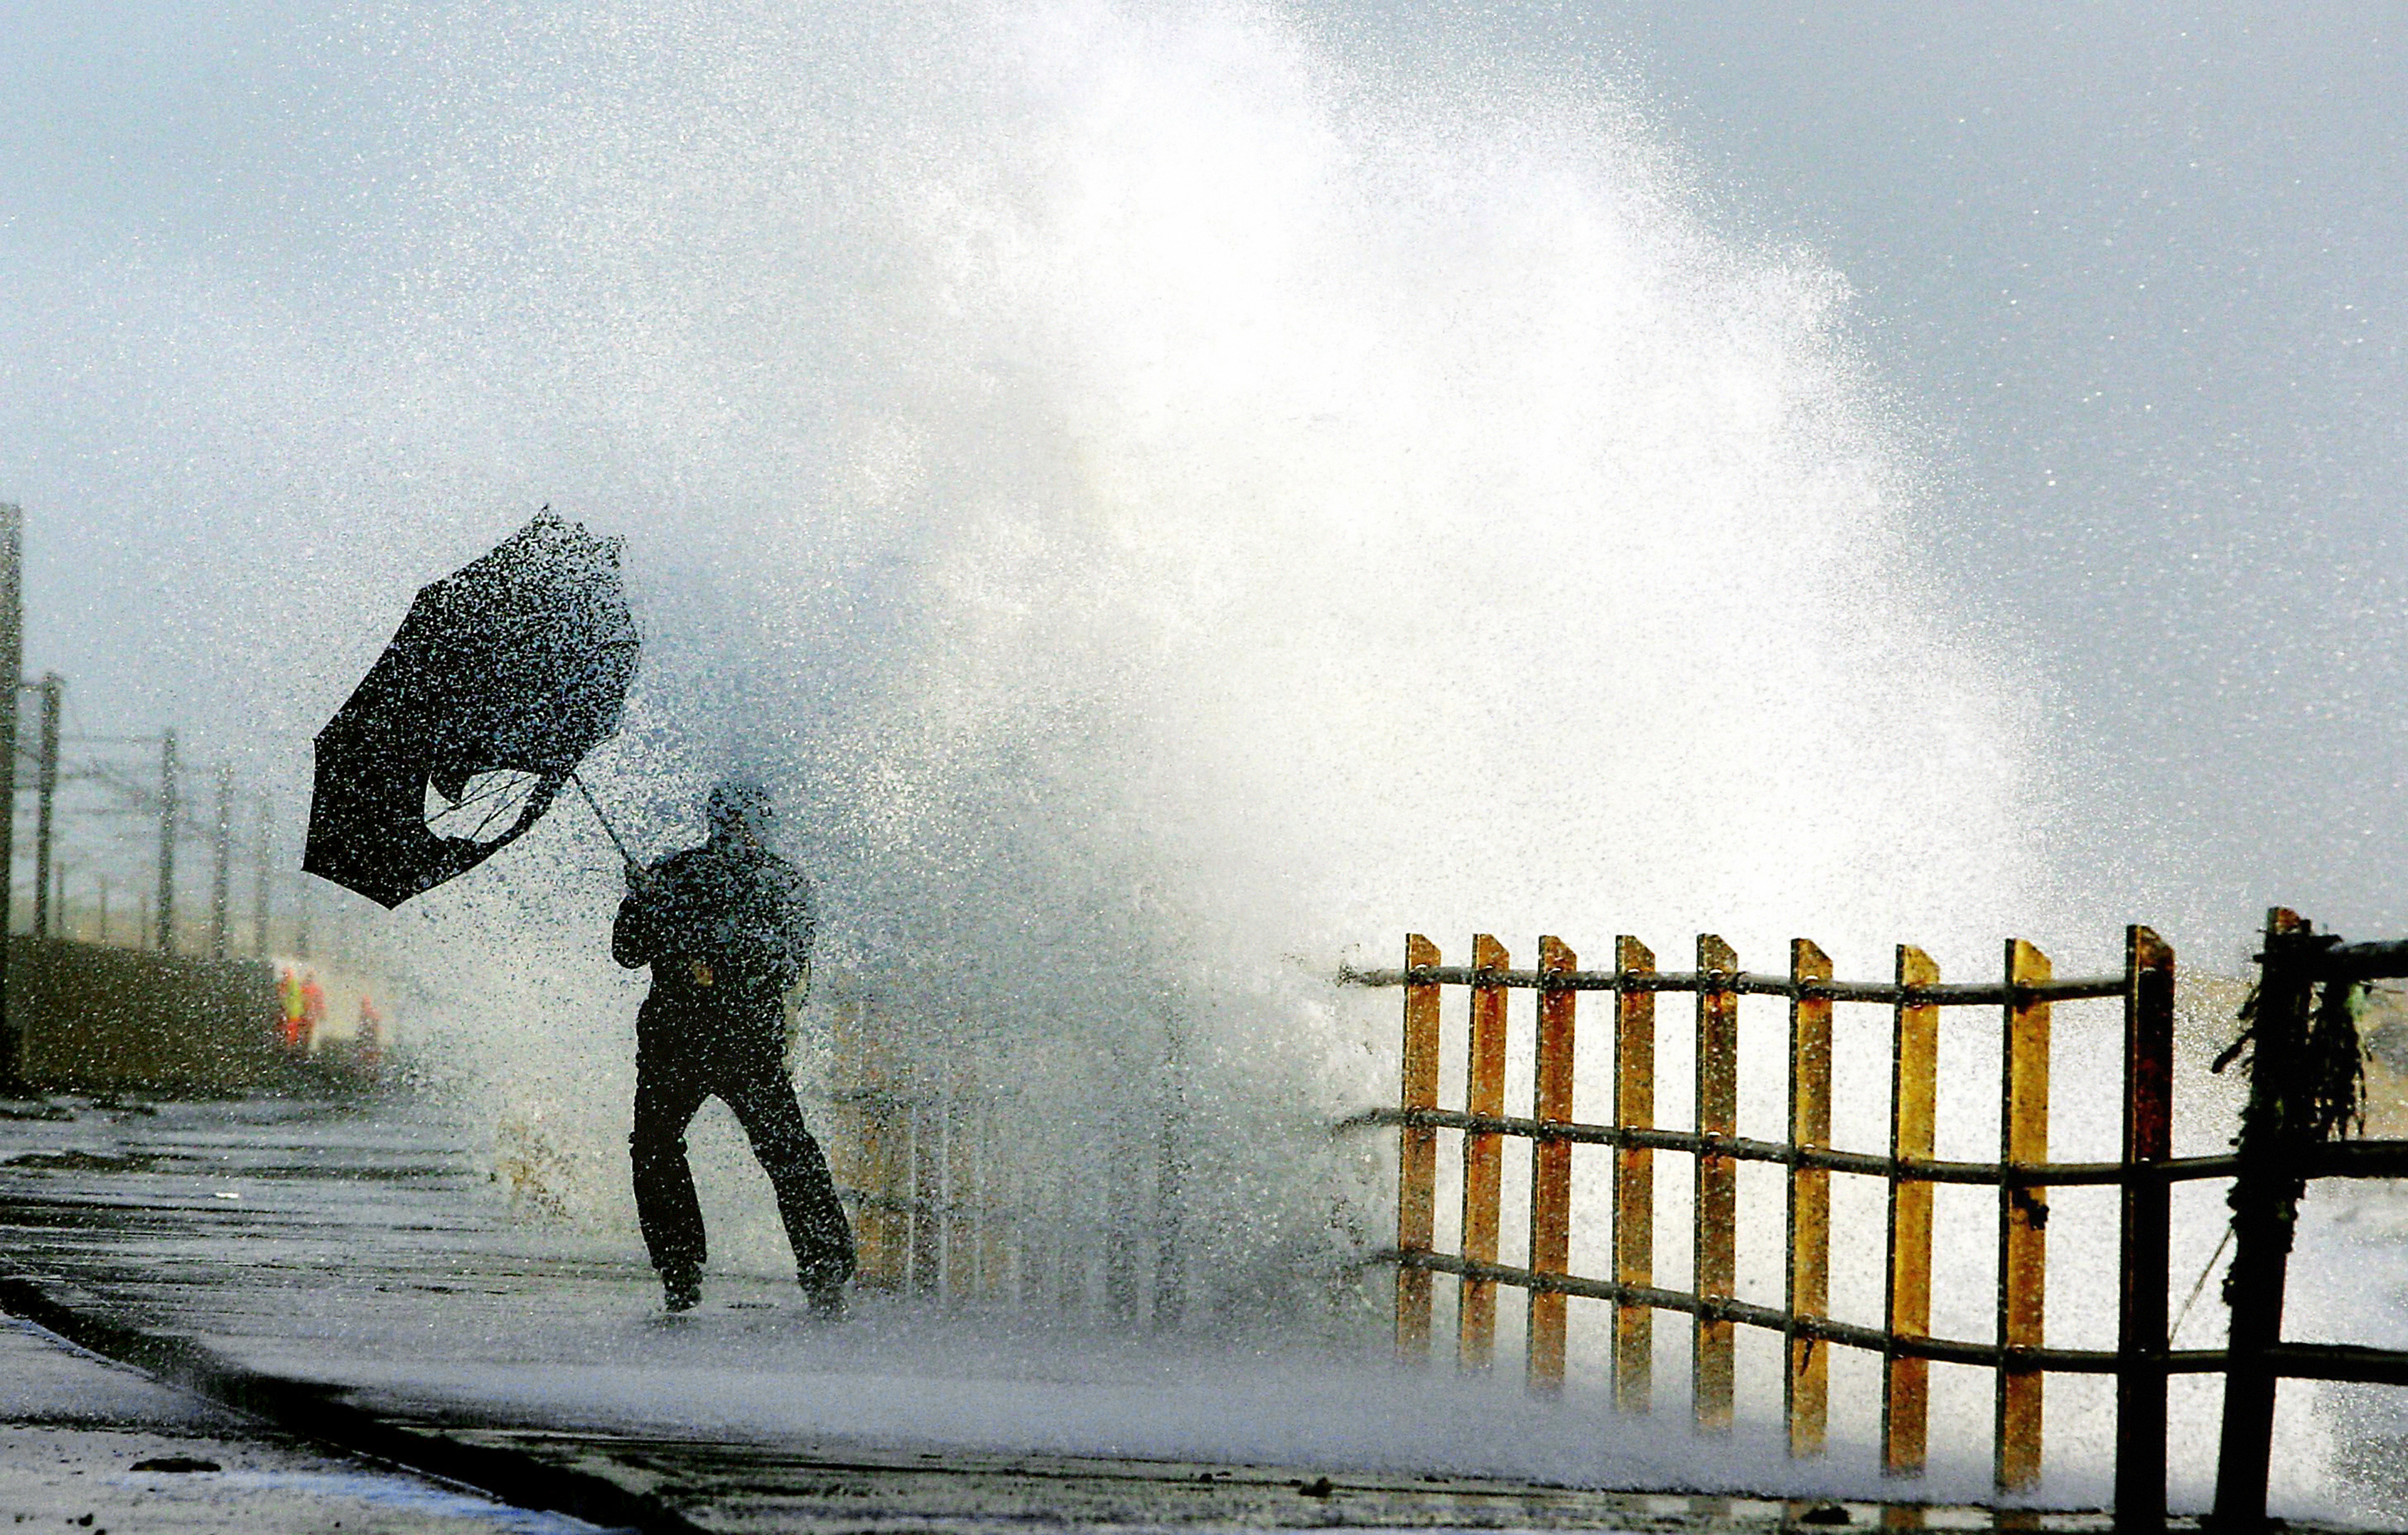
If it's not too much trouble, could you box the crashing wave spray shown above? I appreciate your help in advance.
[366,0,2062,1304]
[269,0,2207,1497]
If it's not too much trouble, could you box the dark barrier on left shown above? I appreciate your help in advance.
[4,936,289,1095]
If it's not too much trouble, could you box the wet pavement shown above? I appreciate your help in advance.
[0,1313,610,1534]
[0,1093,2367,1532]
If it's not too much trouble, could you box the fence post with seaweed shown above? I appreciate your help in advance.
[2117,924,2176,1530]
[2212,907,2328,1529]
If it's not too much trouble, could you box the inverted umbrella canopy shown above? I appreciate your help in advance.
[304,512,640,908]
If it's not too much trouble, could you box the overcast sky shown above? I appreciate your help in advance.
[2,2,2402,959]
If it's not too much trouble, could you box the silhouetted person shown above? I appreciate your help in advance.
[614,780,854,1315]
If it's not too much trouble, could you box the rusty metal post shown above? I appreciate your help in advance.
[1885,944,1940,1477]
[1787,938,1834,1459]
[1997,939,2053,1492]
[1527,936,1577,1395]
[1614,935,1657,1413]
[1458,934,1510,1369]
[1397,934,1441,1360]
[2117,925,2176,1531]
[1694,934,1738,1434]
[2213,908,2313,1532]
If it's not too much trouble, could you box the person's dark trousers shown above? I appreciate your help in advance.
[629,998,855,1288]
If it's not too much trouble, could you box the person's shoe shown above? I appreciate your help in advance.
[662,1266,702,1313]
[801,1275,848,1322]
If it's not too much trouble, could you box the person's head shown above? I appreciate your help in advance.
[706,779,775,844]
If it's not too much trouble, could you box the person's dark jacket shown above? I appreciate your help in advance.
[612,837,815,1017]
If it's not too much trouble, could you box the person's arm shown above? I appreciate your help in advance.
[612,876,656,969]
[768,865,815,989]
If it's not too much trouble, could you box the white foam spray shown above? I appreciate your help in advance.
[76,0,2356,1513]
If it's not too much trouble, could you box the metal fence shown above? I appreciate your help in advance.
[1345,920,2408,1530]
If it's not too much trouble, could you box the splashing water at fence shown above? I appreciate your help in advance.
[78,0,2286,1509]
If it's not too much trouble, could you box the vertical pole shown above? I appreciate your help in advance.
[984,1107,1011,1302]
[944,1082,972,1308]
[1613,935,1657,1413]
[849,1003,898,1289]
[1153,1024,1187,1332]
[1885,944,1940,1477]
[252,795,272,956]
[209,764,233,962]
[2213,908,2311,1532]
[293,868,311,960]
[31,674,58,939]
[156,732,178,954]
[0,505,20,1092]
[1397,934,1441,1360]
[2116,925,2176,1532]
[1458,934,1509,1369]
[1786,939,1834,1458]
[1016,1129,1050,1306]
[1997,939,2052,1493]
[1104,1096,1141,1325]
[910,1099,941,1298]
[1693,934,1738,1434]
[1527,935,1576,1395]
[97,877,109,947]
[1054,1165,1084,1317]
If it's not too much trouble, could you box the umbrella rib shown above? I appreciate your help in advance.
[466,795,522,841]
[441,772,528,812]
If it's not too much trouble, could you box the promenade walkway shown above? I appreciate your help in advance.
[0,1093,2308,1533]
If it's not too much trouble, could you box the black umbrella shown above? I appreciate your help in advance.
[304,512,640,908]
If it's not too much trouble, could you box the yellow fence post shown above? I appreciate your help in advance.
[1786,938,1834,1458]
[1397,935,1441,1360]
[1459,934,1510,1369]
[1694,934,1738,1434]
[1614,935,1656,1413]
[1997,939,2052,1492]
[1885,944,1939,1477]
[1527,936,1577,1395]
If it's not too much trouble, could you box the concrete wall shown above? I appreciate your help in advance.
[6,937,294,1094]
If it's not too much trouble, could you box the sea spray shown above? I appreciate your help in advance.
[362,0,2055,1340]
[257,0,2214,1499]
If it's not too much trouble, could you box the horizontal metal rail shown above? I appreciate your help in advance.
[1338,963,2127,1006]
[1383,1251,2408,1387]
[835,1184,1018,1227]
[1385,1249,2225,1374]
[2313,939,2408,984]
[1343,1106,2408,1187]
[2262,1342,2408,1388]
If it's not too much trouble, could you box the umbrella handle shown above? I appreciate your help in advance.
[566,771,639,874]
